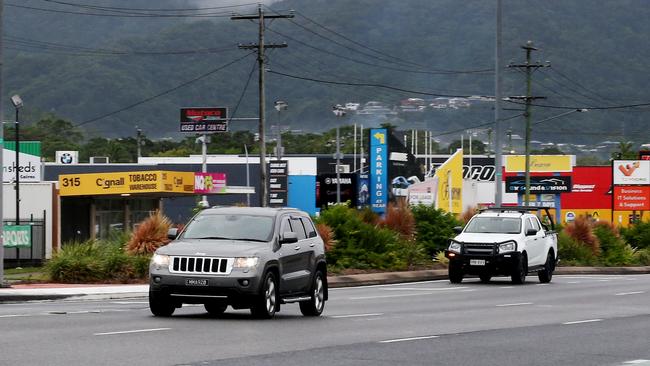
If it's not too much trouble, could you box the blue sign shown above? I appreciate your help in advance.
[369,128,388,213]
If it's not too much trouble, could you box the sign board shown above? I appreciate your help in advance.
[180,107,228,132]
[613,160,650,185]
[316,173,357,208]
[3,225,32,248]
[194,173,227,194]
[434,149,463,214]
[505,155,573,173]
[268,160,289,207]
[3,141,42,182]
[59,171,195,196]
[55,151,79,164]
[613,186,650,211]
[369,129,388,213]
[505,176,572,194]
[408,177,438,206]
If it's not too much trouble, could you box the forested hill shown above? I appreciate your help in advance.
[4,0,650,146]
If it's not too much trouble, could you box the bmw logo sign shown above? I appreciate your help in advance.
[60,153,74,164]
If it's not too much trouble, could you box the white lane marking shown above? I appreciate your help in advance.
[331,279,449,291]
[496,302,533,307]
[112,301,149,305]
[380,335,439,343]
[384,287,468,291]
[562,319,603,325]
[499,286,514,289]
[623,360,650,364]
[0,314,30,318]
[615,291,645,296]
[94,328,171,336]
[567,281,580,284]
[537,284,549,286]
[351,287,467,300]
[599,280,610,282]
[331,313,383,319]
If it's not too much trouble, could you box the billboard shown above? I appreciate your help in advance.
[316,173,358,208]
[59,171,195,196]
[505,155,573,173]
[3,141,42,182]
[268,160,288,207]
[613,160,650,185]
[435,149,463,214]
[613,186,650,211]
[194,173,227,194]
[180,107,228,132]
[562,166,611,209]
[369,128,388,213]
[505,176,572,194]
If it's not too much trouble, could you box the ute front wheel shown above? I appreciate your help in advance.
[511,254,528,284]
[449,262,464,284]
[538,251,555,283]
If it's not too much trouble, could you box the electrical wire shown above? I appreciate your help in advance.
[504,99,650,111]
[74,52,255,127]
[267,69,490,98]
[430,113,524,139]
[37,0,258,12]
[6,2,235,18]
[229,58,257,122]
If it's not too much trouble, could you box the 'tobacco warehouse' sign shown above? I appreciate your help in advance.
[59,171,195,196]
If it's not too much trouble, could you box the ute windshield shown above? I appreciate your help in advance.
[464,217,521,234]
[182,214,274,242]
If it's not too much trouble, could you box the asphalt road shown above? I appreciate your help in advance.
[1,275,649,366]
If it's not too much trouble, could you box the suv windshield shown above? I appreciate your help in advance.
[182,214,274,242]
[464,217,521,234]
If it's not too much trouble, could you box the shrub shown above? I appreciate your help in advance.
[126,210,172,255]
[379,200,415,240]
[412,205,461,256]
[564,216,600,256]
[432,251,449,268]
[387,239,428,270]
[46,241,103,283]
[557,231,597,266]
[635,248,650,266]
[316,222,336,252]
[593,221,637,266]
[622,221,650,250]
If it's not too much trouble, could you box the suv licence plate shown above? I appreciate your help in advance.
[470,259,486,266]
[185,279,209,286]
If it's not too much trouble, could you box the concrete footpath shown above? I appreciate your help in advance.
[1,266,649,303]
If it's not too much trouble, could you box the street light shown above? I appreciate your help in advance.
[332,105,346,204]
[10,95,23,227]
[523,108,588,205]
[274,100,288,160]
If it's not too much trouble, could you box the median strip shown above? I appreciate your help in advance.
[94,328,171,336]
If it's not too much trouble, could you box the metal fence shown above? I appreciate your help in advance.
[3,212,47,268]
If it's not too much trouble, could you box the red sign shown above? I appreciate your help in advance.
[180,107,228,132]
[613,186,650,211]
[561,167,612,209]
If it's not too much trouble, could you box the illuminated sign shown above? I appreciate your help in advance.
[180,107,228,132]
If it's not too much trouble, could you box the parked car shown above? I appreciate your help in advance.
[445,207,558,284]
[149,206,327,318]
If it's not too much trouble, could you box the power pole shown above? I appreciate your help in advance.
[135,126,142,159]
[508,41,548,206]
[232,5,293,207]
[0,0,5,287]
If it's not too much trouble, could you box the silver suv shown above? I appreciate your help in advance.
[149,207,327,318]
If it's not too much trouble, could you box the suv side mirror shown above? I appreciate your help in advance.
[453,226,464,234]
[167,228,179,240]
[526,228,538,236]
[280,231,298,244]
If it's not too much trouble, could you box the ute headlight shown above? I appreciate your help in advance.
[498,241,516,253]
[152,254,170,269]
[233,257,259,269]
[448,241,462,254]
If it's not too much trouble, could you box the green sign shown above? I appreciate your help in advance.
[4,225,32,248]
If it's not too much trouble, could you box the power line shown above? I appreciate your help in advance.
[75,52,255,127]
[505,99,650,110]
[267,69,488,98]
[37,0,258,12]
[430,113,523,139]
[6,2,235,18]
[263,5,492,75]
[229,59,257,122]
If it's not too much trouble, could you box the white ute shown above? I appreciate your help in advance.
[445,207,558,284]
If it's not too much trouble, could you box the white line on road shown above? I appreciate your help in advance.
[499,286,514,289]
[331,313,384,319]
[351,287,467,300]
[615,291,645,296]
[94,328,171,336]
[623,360,650,364]
[384,287,468,291]
[380,335,439,343]
[567,281,580,284]
[496,302,533,307]
[562,319,603,325]
[0,314,30,318]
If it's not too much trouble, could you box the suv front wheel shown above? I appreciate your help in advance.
[300,270,326,316]
[149,290,176,317]
[251,271,278,319]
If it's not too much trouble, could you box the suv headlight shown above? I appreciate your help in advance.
[233,257,259,269]
[448,241,462,254]
[152,254,170,269]
[498,241,517,253]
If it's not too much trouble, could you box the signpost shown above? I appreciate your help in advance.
[3,225,31,248]
[268,160,288,207]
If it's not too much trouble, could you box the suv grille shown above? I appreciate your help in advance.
[463,243,496,255]
[170,256,233,275]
